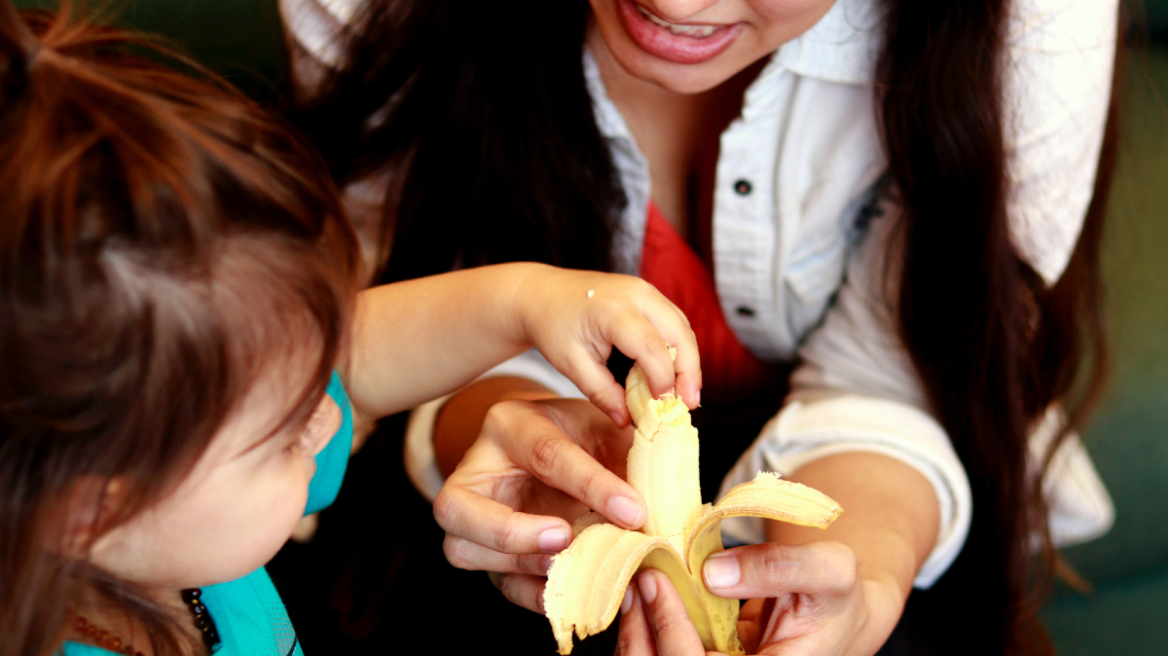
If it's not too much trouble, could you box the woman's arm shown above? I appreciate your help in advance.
[754,453,938,655]
[433,376,559,478]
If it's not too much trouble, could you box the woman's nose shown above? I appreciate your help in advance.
[639,0,724,23]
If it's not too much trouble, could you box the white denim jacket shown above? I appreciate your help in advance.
[282,0,1117,588]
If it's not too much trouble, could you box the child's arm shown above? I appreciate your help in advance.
[339,262,700,431]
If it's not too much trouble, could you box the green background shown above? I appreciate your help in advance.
[1038,45,1168,655]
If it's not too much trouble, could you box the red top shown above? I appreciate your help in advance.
[638,202,780,406]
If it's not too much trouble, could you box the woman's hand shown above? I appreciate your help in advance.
[616,451,941,656]
[431,265,704,612]
[434,397,645,613]
[617,541,893,656]
[511,265,701,424]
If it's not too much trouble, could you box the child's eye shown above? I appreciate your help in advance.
[281,426,309,456]
[304,402,331,433]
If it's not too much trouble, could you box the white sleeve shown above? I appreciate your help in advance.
[279,0,365,101]
[719,208,972,589]
[720,0,1118,586]
[1005,0,1118,284]
[403,349,586,501]
[1030,407,1115,549]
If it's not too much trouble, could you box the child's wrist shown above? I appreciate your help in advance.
[499,262,551,349]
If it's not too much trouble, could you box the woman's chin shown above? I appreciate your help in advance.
[628,58,732,94]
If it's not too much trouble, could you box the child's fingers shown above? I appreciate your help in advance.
[433,484,573,555]
[442,533,554,576]
[669,345,702,411]
[606,309,681,400]
[551,344,631,428]
[640,299,702,410]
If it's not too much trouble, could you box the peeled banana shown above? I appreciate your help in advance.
[543,365,843,655]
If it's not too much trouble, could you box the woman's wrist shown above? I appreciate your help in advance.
[850,575,908,656]
[433,376,558,478]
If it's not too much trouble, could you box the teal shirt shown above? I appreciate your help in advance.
[62,372,354,656]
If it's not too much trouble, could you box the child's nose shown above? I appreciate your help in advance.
[303,397,342,457]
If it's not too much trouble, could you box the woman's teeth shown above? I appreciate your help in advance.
[636,4,720,38]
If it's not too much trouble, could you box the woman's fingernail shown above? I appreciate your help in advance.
[538,528,570,552]
[608,496,644,527]
[638,571,658,604]
[695,389,701,408]
[621,587,634,615]
[608,410,626,427]
[703,552,742,589]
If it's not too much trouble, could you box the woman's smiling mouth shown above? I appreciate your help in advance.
[617,0,744,65]
[635,3,721,37]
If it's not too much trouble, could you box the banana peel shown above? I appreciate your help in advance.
[543,364,843,655]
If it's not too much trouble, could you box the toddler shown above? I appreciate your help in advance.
[0,3,698,655]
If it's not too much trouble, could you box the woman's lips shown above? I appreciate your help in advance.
[617,0,744,65]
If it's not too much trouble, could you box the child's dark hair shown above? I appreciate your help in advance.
[0,2,359,654]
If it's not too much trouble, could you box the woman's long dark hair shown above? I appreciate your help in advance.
[878,1,1120,653]
[0,2,358,654]
[298,0,1121,653]
[298,1,622,281]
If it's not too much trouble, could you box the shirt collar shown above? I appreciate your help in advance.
[585,0,882,146]
[583,49,637,148]
[771,0,883,86]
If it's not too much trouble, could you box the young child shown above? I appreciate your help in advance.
[0,3,700,655]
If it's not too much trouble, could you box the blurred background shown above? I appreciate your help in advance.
[11,0,1168,654]
[1038,4,1168,652]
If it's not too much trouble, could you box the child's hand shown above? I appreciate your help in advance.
[512,265,701,428]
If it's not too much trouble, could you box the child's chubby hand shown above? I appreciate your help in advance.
[509,264,701,425]
[432,264,701,613]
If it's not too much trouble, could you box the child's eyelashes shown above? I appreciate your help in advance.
[281,432,304,455]
[276,398,335,459]
[304,403,330,433]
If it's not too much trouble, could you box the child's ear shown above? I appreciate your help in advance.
[50,476,128,558]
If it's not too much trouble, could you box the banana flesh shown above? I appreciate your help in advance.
[543,364,842,654]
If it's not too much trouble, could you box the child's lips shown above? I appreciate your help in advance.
[617,0,744,65]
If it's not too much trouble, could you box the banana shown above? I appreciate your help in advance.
[543,364,843,655]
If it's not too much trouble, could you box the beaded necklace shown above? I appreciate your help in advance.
[73,588,220,655]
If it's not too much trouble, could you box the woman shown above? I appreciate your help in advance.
[280,0,1120,652]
